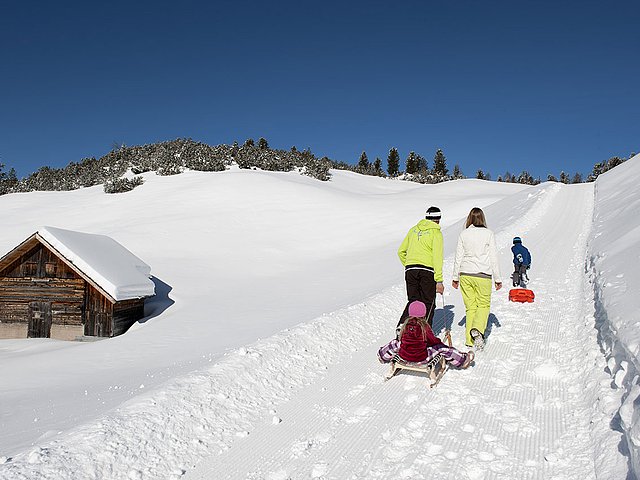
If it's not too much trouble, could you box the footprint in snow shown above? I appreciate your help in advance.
[478,451,495,461]
[127,471,143,480]
[408,415,426,429]
[448,407,464,420]
[383,445,409,462]
[391,434,414,449]
[494,446,509,456]
[491,377,509,387]
[404,393,419,405]
[266,469,291,480]
[533,361,560,378]
[311,462,328,478]
[398,468,419,479]
[348,385,366,397]
[502,423,519,433]
[345,405,375,424]
[482,404,500,415]
[425,443,444,455]
[465,465,486,480]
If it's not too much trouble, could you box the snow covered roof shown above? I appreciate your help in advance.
[1,226,155,302]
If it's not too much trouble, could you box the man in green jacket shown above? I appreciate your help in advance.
[397,206,444,327]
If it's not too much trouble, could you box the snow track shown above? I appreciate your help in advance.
[0,182,628,479]
[183,184,625,480]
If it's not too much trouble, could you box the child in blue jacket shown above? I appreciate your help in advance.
[511,237,531,287]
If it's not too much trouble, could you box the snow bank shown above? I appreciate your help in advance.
[589,153,640,476]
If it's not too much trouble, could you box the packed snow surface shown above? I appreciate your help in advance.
[0,158,638,479]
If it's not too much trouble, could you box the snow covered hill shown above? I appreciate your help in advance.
[1,157,639,479]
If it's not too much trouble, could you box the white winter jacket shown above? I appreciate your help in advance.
[452,225,502,282]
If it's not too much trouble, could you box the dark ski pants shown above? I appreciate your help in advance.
[513,264,528,286]
[397,268,436,327]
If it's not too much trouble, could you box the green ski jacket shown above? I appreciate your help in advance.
[397,219,444,282]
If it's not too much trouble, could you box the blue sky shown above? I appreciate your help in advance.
[1,0,638,179]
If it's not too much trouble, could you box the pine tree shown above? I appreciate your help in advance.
[606,156,624,170]
[452,164,463,179]
[358,151,370,172]
[517,171,534,184]
[387,148,400,177]
[374,157,383,175]
[572,172,583,183]
[476,169,485,180]
[559,171,569,184]
[547,174,558,182]
[416,154,428,174]
[433,149,448,177]
[405,151,418,174]
[0,164,18,195]
[258,137,269,150]
[244,138,255,148]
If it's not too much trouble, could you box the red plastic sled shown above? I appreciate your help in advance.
[509,288,535,303]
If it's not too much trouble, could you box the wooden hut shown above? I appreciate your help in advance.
[0,227,155,340]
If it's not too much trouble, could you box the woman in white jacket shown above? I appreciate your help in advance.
[452,207,502,349]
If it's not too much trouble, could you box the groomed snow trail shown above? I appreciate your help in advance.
[186,183,618,480]
[0,182,625,480]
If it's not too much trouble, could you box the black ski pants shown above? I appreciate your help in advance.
[398,267,436,327]
[513,263,528,286]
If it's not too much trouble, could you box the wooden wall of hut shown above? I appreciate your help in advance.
[0,243,85,338]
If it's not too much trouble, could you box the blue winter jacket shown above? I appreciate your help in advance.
[511,244,531,266]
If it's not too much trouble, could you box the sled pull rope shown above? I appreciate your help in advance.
[440,293,452,347]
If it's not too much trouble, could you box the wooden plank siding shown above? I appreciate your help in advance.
[84,284,113,337]
[0,235,151,340]
[112,298,145,336]
[0,243,86,331]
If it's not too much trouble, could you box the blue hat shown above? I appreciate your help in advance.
[513,236,522,244]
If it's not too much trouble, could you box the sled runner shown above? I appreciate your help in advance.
[385,352,448,388]
[509,288,535,303]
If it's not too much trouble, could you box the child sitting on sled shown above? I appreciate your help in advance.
[378,300,474,369]
[511,236,532,287]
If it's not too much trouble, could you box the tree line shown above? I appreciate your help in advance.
[334,147,634,186]
[0,138,332,195]
[0,138,634,195]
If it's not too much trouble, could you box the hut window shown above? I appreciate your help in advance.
[45,262,57,277]
[23,261,38,276]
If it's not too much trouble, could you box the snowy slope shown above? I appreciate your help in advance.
[0,169,527,457]
[0,163,637,479]
[588,153,640,475]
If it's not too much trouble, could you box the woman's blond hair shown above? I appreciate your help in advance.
[465,207,487,228]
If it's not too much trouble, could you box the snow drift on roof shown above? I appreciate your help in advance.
[37,226,155,301]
